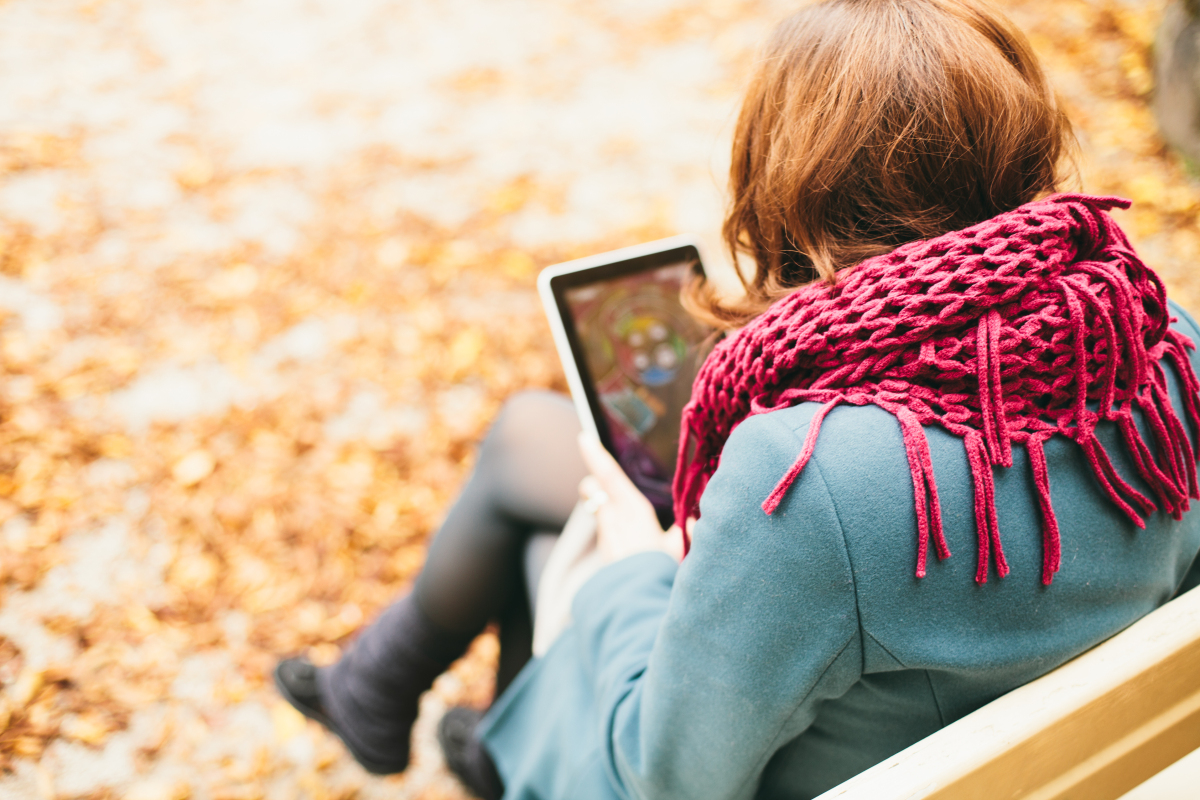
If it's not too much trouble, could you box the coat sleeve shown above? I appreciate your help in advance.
[570,409,863,800]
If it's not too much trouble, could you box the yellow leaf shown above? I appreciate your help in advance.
[1126,174,1166,210]
[124,604,161,634]
[173,450,215,486]
[25,699,57,735]
[372,499,399,529]
[319,603,363,640]
[1118,51,1151,97]
[126,778,192,800]
[450,66,504,94]
[208,264,260,299]
[98,433,133,459]
[11,668,43,707]
[295,601,324,635]
[11,735,43,757]
[271,700,307,742]
[216,675,249,704]
[344,280,369,304]
[390,545,425,581]
[211,787,264,800]
[60,711,114,745]
[176,155,214,190]
[449,327,486,376]
[498,249,536,279]
[15,452,50,485]
[306,642,341,667]
[376,237,407,267]
[487,176,533,214]
[169,550,219,591]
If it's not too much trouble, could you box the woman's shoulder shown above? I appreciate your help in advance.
[1169,297,1200,361]
[726,401,915,483]
[712,401,924,555]
[1170,297,1200,335]
[734,401,900,441]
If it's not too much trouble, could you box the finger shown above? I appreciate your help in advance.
[577,433,633,492]
[662,529,685,562]
[578,474,605,500]
[577,475,608,515]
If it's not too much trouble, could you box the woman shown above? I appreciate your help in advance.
[276,1,1200,798]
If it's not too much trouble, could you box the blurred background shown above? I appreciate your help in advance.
[0,0,1197,798]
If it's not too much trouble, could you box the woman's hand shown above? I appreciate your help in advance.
[578,433,684,564]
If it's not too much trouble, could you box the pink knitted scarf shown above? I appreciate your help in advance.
[673,195,1200,583]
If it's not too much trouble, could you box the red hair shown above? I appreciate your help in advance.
[688,0,1077,327]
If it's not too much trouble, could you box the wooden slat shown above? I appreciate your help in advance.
[1119,741,1200,799]
[816,586,1200,800]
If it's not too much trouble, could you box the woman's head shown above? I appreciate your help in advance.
[692,0,1075,326]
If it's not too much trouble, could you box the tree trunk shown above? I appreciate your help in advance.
[1155,1,1200,168]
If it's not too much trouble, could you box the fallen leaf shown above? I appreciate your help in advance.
[60,711,116,745]
[173,451,215,486]
[271,700,307,742]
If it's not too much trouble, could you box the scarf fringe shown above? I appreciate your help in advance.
[673,196,1200,583]
[1026,433,1060,585]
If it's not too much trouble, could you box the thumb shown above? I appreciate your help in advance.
[578,433,636,498]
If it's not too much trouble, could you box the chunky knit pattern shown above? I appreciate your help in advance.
[674,195,1200,583]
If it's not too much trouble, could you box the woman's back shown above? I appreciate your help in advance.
[750,303,1200,795]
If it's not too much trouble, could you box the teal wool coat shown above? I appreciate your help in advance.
[479,300,1200,800]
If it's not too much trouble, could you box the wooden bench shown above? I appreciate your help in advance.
[816,586,1200,800]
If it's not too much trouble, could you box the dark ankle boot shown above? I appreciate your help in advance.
[275,655,410,774]
[279,594,473,775]
[438,706,504,800]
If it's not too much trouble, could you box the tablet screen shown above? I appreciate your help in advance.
[563,260,711,516]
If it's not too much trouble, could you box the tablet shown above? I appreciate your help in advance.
[538,235,713,520]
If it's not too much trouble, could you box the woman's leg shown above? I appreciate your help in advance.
[413,390,584,637]
[290,391,585,772]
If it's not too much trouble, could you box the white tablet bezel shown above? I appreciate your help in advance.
[537,234,706,448]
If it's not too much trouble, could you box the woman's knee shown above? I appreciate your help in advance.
[485,391,580,456]
[476,390,587,518]
[497,390,576,424]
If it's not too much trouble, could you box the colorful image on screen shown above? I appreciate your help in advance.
[565,262,710,514]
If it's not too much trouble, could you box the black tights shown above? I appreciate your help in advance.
[318,392,586,764]
[414,390,585,691]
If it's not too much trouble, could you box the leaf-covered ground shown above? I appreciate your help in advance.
[0,1,1195,798]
